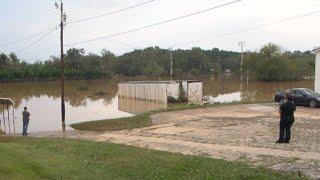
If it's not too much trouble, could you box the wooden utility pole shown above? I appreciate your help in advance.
[238,41,246,81]
[58,0,66,128]
[170,49,173,78]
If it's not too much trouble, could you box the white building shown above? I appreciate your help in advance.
[313,47,320,93]
[118,81,203,104]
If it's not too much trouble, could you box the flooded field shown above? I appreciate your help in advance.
[0,77,314,133]
[202,77,314,103]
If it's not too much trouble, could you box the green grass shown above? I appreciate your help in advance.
[71,113,152,131]
[71,100,273,131]
[0,137,307,180]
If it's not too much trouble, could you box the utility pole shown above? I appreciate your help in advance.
[56,1,67,129]
[170,48,173,79]
[238,41,246,81]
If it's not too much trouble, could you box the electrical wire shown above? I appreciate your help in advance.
[70,0,242,46]
[0,26,58,48]
[221,9,320,37]
[15,27,57,53]
[68,0,157,24]
[170,9,320,48]
[66,25,141,49]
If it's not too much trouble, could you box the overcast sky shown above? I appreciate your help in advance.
[1,0,320,62]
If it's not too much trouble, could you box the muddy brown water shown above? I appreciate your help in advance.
[0,77,314,133]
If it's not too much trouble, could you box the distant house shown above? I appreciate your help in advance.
[313,47,320,93]
[224,69,232,76]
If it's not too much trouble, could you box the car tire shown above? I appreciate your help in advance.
[309,100,316,108]
[280,98,285,105]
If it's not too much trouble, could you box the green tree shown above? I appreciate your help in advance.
[143,61,166,77]
[260,43,281,57]
[256,56,298,81]
[0,53,9,66]
[9,53,20,64]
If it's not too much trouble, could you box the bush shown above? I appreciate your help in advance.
[256,56,299,81]
[177,83,188,103]
[167,96,179,103]
[189,68,200,76]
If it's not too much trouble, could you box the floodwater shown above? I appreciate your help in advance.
[202,76,314,103]
[0,77,314,133]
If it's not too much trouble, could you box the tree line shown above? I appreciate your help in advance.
[243,43,315,81]
[0,43,315,82]
[0,49,113,82]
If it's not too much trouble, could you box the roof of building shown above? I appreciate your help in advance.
[0,98,14,105]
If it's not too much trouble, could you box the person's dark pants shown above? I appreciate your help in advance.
[279,118,293,142]
[22,120,29,136]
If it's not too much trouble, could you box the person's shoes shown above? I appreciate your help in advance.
[283,140,290,143]
[276,140,284,143]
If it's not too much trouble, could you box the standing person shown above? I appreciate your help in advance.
[277,93,296,143]
[22,107,30,136]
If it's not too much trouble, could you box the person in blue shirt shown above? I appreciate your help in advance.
[22,107,30,136]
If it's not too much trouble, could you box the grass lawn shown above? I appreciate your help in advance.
[0,137,306,180]
[71,113,152,131]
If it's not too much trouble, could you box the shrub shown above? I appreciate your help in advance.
[167,96,179,103]
[256,56,299,81]
[177,83,188,103]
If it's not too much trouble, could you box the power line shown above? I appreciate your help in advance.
[221,9,320,37]
[68,0,157,24]
[70,0,242,46]
[15,28,57,53]
[171,9,320,48]
[66,25,141,49]
[0,26,58,48]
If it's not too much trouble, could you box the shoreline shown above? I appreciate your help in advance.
[71,101,274,131]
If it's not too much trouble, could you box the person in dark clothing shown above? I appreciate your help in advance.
[277,93,296,143]
[22,107,30,136]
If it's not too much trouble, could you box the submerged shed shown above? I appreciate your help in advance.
[0,98,14,106]
[0,98,16,134]
[118,80,203,104]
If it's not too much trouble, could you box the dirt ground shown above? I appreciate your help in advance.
[32,104,320,179]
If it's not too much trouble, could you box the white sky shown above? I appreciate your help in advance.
[1,0,320,62]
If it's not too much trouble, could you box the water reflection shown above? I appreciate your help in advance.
[206,92,241,103]
[0,79,119,108]
[203,76,314,103]
[0,80,132,133]
[0,103,16,134]
[119,97,167,114]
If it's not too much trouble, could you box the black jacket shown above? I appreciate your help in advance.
[279,101,296,124]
